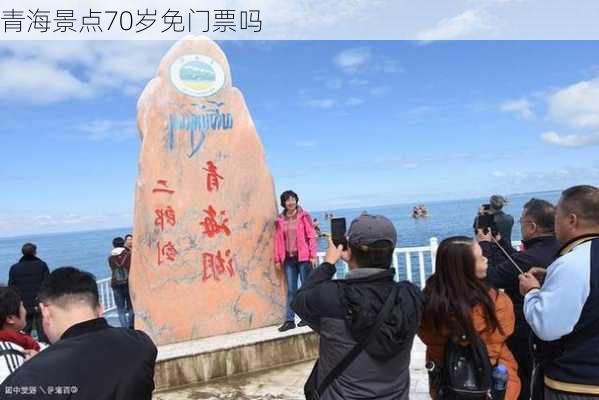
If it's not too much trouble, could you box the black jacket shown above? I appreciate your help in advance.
[8,256,50,313]
[482,235,560,332]
[292,263,424,400]
[0,318,157,399]
[493,211,515,245]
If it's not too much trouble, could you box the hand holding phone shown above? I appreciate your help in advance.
[330,217,348,250]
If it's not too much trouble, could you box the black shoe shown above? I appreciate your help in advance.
[278,321,296,332]
[297,320,309,327]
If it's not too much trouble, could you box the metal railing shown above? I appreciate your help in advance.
[96,238,521,311]
[316,237,521,289]
[97,277,116,314]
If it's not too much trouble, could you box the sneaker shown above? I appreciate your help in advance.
[278,321,296,332]
[297,320,309,327]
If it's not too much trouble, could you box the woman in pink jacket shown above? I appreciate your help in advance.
[274,190,318,332]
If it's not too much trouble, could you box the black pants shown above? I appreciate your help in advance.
[545,387,599,400]
[24,309,48,343]
[508,331,534,400]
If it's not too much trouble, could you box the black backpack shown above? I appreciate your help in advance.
[436,333,492,400]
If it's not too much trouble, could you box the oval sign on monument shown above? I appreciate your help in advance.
[170,54,225,98]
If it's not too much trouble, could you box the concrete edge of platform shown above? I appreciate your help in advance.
[154,328,319,392]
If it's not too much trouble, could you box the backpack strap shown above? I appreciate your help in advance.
[315,285,399,397]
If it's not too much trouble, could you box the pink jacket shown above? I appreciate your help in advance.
[274,208,317,264]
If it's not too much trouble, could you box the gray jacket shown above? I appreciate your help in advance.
[293,263,424,400]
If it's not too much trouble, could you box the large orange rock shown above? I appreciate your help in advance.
[131,36,285,345]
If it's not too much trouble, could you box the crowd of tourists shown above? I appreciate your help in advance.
[0,184,597,400]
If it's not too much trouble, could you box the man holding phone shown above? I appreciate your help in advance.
[519,185,599,400]
[292,214,424,400]
[478,199,560,400]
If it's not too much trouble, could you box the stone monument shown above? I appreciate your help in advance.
[131,36,285,346]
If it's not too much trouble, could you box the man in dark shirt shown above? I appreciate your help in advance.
[8,243,50,343]
[478,198,560,400]
[1,267,157,399]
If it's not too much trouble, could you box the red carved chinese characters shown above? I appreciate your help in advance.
[152,179,175,194]
[203,161,224,192]
[157,241,178,265]
[202,249,234,282]
[154,206,176,231]
[199,205,231,238]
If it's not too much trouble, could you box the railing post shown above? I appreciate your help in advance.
[418,251,426,289]
[392,251,400,282]
[429,237,439,273]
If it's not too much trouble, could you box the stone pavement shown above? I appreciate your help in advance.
[153,338,430,400]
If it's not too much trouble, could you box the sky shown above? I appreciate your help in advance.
[1,40,599,237]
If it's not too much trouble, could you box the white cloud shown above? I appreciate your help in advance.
[333,48,400,77]
[538,78,599,148]
[345,97,364,107]
[403,163,419,169]
[0,211,131,237]
[541,131,599,148]
[416,9,491,41]
[302,98,337,109]
[492,171,507,178]
[334,48,371,73]
[407,105,435,116]
[0,41,172,104]
[547,78,599,129]
[78,120,138,141]
[500,98,535,119]
[0,58,93,103]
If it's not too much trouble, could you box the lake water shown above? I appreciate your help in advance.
[0,190,561,284]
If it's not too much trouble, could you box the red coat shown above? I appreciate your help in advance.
[274,208,317,264]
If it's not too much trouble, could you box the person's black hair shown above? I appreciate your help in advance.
[423,236,502,339]
[523,198,556,233]
[0,286,21,327]
[112,237,125,248]
[21,242,37,257]
[349,240,395,269]
[489,195,506,211]
[560,185,599,226]
[38,267,100,309]
[124,234,132,240]
[280,190,299,208]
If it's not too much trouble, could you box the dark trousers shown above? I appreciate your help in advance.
[508,331,534,400]
[545,387,599,400]
[24,309,48,343]
[284,256,312,322]
[113,284,134,329]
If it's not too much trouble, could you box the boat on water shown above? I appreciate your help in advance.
[411,204,429,219]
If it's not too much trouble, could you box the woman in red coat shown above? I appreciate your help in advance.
[274,190,317,332]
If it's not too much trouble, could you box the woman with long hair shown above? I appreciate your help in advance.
[419,236,520,400]
[274,190,317,332]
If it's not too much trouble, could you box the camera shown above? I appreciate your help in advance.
[476,204,498,235]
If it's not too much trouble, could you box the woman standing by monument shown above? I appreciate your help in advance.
[274,190,318,332]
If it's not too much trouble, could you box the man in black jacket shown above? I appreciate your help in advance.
[478,198,560,400]
[8,243,49,343]
[0,267,157,399]
[293,214,424,400]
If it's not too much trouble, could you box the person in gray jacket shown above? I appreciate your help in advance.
[293,214,424,400]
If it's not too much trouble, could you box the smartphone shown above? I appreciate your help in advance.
[330,217,348,250]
